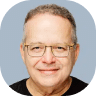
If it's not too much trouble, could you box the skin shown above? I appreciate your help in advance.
[20,13,80,96]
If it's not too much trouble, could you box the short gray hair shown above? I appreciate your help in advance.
[22,4,77,48]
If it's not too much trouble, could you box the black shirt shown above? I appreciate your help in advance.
[10,76,88,96]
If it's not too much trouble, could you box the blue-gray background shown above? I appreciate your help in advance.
[0,0,96,85]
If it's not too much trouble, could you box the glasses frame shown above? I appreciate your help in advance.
[24,43,74,57]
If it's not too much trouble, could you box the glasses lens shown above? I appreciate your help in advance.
[27,44,45,57]
[27,44,70,57]
[52,45,69,57]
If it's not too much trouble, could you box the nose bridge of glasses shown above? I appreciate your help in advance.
[44,46,54,55]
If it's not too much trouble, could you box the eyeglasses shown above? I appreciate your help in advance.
[24,43,74,57]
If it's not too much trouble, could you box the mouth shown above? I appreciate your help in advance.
[38,68,59,75]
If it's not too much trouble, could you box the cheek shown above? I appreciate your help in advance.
[57,56,74,74]
[24,51,41,71]
[25,57,41,68]
[57,57,73,66]
[24,56,42,79]
[54,57,73,83]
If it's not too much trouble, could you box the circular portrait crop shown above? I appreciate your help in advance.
[0,0,96,96]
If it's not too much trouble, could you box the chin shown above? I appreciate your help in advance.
[37,77,61,87]
[40,82,58,87]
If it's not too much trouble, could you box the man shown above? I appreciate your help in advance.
[10,4,88,96]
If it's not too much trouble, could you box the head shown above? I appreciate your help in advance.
[20,4,79,87]
[22,4,77,47]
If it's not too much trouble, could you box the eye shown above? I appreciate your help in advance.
[57,47,63,49]
[33,47,40,49]
[30,45,44,53]
[31,47,40,50]
[55,46,67,51]
[29,44,45,53]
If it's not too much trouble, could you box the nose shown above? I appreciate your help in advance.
[41,47,56,64]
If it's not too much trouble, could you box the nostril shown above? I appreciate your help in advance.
[41,54,56,64]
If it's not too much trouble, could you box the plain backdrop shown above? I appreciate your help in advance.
[0,0,96,96]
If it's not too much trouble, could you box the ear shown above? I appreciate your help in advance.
[75,44,80,62]
[20,43,25,63]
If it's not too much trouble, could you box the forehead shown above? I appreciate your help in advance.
[24,13,72,44]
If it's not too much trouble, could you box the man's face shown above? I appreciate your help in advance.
[20,14,79,87]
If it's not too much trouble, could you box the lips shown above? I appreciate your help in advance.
[39,68,59,71]
[38,68,59,75]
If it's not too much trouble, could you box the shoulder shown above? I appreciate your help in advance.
[64,76,88,95]
[9,78,29,95]
[71,76,88,88]
[70,76,89,95]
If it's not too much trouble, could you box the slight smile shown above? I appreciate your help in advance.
[38,68,59,75]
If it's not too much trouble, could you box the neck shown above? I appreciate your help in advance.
[26,76,72,96]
